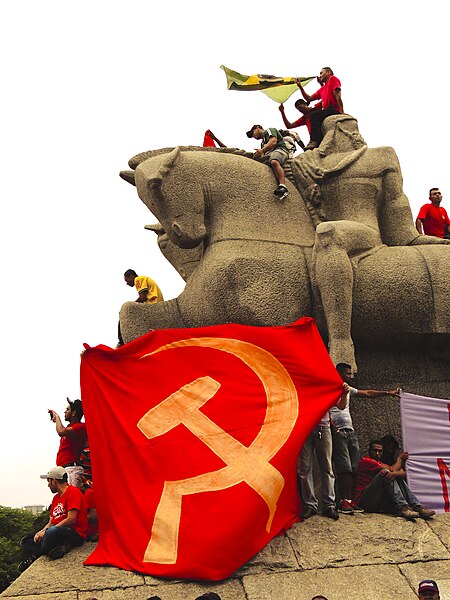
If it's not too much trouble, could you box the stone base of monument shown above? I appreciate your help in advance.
[3,514,450,599]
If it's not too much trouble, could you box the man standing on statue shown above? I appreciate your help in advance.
[295,67,343,150]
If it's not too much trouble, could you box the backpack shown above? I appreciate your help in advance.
[279,129,302,157]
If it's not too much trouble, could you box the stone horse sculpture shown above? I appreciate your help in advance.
[119,116,450,372]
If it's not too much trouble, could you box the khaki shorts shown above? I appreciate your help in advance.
[267,148,289,166]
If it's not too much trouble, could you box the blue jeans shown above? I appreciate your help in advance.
[21,526,84,558]
[332,428,360,474]
[298,426,335,510]
[358,472,421,514]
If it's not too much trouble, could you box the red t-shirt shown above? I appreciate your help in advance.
[292,115,311,133]
[417,203,450,238]
[311,75,341,111]
[83,487,98,538]
[56,422,87,466]
[291,102,321,133]
[353,455,383,503]
[50,485,88,538]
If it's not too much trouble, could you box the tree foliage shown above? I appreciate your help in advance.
[0,505,49,593]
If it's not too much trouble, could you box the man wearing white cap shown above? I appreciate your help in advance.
[19,466,87,571]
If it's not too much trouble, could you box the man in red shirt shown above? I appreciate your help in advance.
[416,188,450,239]
[295,67,344,150]
[48,399,87,487]
[81,478,99,541]
[19,466,87,571]
[353,440,435,520]
[278,99,314,149]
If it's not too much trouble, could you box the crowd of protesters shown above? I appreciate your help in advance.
[209,66,450,240]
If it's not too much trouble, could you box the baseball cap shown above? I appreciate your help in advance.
[246,124,262,138]
[418,580,439,594]
[40,466,66,480]
[67,397,83,419]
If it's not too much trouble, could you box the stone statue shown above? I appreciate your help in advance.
[144,222,202,282]
[119,118,450,372]
[291,114,449,370]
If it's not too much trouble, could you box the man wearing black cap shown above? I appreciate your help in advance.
[48,399,87,488]
[19,466,87,571]
[418,579,440,599]
[246,125,289,200]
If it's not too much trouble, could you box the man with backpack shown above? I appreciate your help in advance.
[246,124,290,200]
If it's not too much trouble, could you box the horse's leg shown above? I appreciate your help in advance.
[119,298,186,343]
[314,221,381,373]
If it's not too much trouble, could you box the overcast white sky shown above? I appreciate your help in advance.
[1,1,448,508]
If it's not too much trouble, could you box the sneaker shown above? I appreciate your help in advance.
[399,506,420,520]
[338,499,354,515]
[322,506,339,521]
[304,140,318,151]
[350,501,364,513]
[302,506,317,520]
[274,184,288,197]
[415,505,436,520]
[18,554,37,572]
[48,544,71,560]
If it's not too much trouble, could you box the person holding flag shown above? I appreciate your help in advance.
[278,99,321,149]
[295,67,344,150]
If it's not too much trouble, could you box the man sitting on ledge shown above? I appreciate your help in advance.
[19,466,87,571]
[353,440,435,520]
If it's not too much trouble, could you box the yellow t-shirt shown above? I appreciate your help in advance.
[134,276,164,304]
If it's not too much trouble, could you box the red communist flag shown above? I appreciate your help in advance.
[81,317,343,580]
[202,129,216,147]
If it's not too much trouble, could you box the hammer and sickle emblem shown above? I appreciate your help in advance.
[137,337,298,564]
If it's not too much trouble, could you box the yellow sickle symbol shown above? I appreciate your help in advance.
[137,337,298,564]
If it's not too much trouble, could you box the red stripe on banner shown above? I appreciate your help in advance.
[437,459,450,512]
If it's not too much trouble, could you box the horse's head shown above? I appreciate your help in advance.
[144,222,203,281]
[132,147,206,249]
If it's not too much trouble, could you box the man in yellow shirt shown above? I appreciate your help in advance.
[117,269,164,347]
[124,269,164,304]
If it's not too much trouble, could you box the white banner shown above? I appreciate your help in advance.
[400,391,450,513]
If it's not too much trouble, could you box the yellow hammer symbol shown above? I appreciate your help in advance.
[137,337,298,564]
